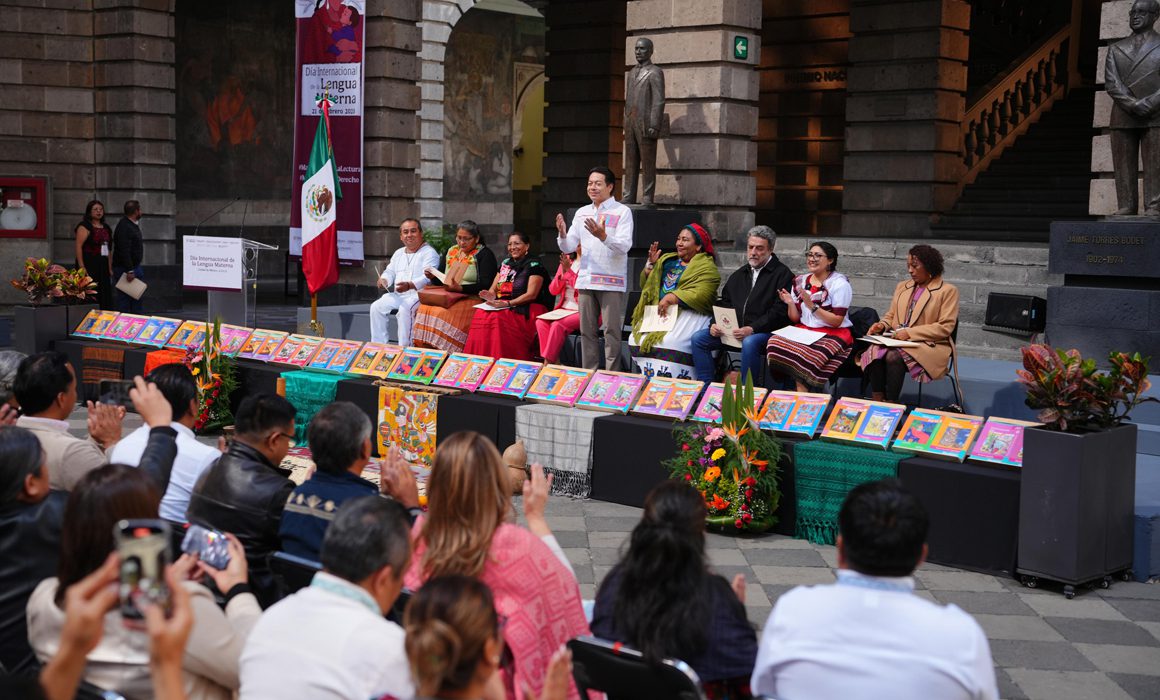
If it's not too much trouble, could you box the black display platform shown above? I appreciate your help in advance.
[591,413,680,508]
[335,377,383,456]
[772,434,808,537]
[898,455,1021,576]
[53,338,153,402]
[231,359,283,413]
[435,393,519,451]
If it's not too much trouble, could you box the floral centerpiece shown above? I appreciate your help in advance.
[1017,344,1156,432]
[665,378,783,532]
[183,319,238,433]
[10,257,65,304]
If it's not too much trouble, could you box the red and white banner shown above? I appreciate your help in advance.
[290,0,364,264]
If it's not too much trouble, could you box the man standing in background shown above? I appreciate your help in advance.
[112,200,144,313]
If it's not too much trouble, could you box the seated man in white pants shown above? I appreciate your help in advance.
[370,217,440,346]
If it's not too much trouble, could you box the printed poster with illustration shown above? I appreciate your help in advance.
[759,391,831,437]
[378,385,437,468]
[478,359,543,399]
[689,382,769,423]
[821,398,905,448]
[524,365,594,406]
[433,353,495,392]
[892,408,984,462]
[574,371,647,413]
[386,347,447,385]
[631,377,704,421]
[968,417,1039,468]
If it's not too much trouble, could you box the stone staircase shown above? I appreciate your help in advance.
[929,87,1095,240]
[716,235,1059,362]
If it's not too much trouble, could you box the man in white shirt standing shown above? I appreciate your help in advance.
[751,479,999,700]
[109,364,219,524]
[370,218,440,346]
[240,495,415,700]
[555,166,635,370]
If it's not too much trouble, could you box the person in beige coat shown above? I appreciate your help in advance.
[860,245,959,402]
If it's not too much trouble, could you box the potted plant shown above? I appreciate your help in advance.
[1016,344,1156,596]
[184,319,238,434]
[664,378,783,533]
[10,257,68,354]
[57,267,99,333]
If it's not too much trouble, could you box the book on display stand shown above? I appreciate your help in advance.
[166,320,202,350]
[250,330,290,363]
[386,347,447,385]
[891,408,985,462]
[478,358,543,399]
[689,382,769,423]
[365,344,405,378]
[574,370,647,413]
[132,317,182,347]
[524,365,594,406]
[432,353,495,392]
[820,397,906,449]
[285,336,326,368]
[237,329,273,359]
[758,390,831,437]
[326,340,364,372]
[114,314,150,342]
[218,325,254,356]
[968,417,1039,468]
[101,313,132,341]
[71,309,103,337]
[631,376,704,420]
[89,310,120,338]
[308,339,344,370]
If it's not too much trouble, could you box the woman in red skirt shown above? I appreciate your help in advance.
[464,231,547,360]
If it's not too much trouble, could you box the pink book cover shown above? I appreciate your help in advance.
[969,418,1037,467]
[286,336,324,367]
[218,325,253,356]
[433,353,471,388]
[455,356,495,392]
[116,315,150,341]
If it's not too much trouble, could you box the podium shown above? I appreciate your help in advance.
[208,238,278,327]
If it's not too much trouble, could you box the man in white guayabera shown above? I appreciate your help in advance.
[370,218,440,346]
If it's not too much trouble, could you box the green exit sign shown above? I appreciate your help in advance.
[734,35,749,60]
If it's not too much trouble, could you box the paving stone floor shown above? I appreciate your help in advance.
[79,411,1160,700]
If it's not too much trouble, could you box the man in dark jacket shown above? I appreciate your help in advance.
[187,393,297,608]
[691,225,794,384]
[112,199,144,312]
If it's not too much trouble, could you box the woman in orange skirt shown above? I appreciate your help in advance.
[411,220,498,352]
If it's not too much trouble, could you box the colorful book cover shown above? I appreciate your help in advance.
[326,340,363,373]
[689,383,770,424]
[348,342,387,375]
[478,359,543,398]
[133,317,175,346]
[102,313,131,341]
[433,353,470,388]
[821,398,905,448]
[574,370,647,413]
[969,417,1039,467]
[435,354,494,392]
[855,404,905,448]
[166,320,202,350]
[387,348,447,384]
[891,409,984,462]
[782,393,830,437]
[368,345,405,378]
[72,309,102,337]
[237,329,272,360]
[269,334,306,365]
[285,336,325,367]
[309,339,344,370]
[90,310,120,338]
[218,325,253,356]
[631,377,704,420]
[525,365,594,406]
[113,314,150,342]
[250,331,289,362]
[820,398,868,442]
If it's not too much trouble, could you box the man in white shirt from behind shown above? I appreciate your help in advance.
[371,217,441,346]
[108,364,218,523]
[240,495,415,700]
[751,478,999,700]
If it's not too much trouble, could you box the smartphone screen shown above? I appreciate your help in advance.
[114,519,172,626]
[99,379,135,408]
[181,524,231,570]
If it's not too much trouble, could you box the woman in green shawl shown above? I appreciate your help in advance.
[629,223,721,378]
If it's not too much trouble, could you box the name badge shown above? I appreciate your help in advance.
[100,243,109,257]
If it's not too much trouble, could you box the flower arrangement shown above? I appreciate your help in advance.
[183,319,238,433]
[10,257,66,304]
[665,378,783,532]
[57,267,97,304]
[1017,344,1157,432]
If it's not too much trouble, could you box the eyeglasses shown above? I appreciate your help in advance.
[275,432,297,447]
[806,252,826,260]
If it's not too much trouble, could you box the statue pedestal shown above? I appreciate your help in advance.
[1046,220,1160,362]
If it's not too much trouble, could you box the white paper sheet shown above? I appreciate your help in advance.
[115,274,147,300]
[861,334,921,348]
[773,326,826,345]
[640,304,678,333]
[537,308,578,322]
[712,305,742,348]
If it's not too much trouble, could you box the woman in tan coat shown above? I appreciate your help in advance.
[859,244,959,402]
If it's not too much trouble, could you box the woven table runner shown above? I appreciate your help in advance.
[793,441,906,545]
[144,348,186,376]
[514,403,596,498]
[80,345,124,402]
[282,370,342,442]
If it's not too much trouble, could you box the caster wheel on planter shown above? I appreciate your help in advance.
[1122,570,1134,582]
[1064,585,1076,600]
[1101,576,1112,590]
[1021,575,1039,589]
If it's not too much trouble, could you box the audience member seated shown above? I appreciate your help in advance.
[691,226,794,385]
[404,431,588,700]
[187,393,297,608]
[279,401,378,561]
[464,231,548,361]
[405,575,573,700]
[241,496,415,700]
[765,241,855,391]
[629,223,721,378]
[26,463,260,700]
[370,217,441,346]
[14,351,125,490]
[534,249,581,364]
[592,481,756,699]
[859,244,960,402]
[0,350,26,408]
[750,479,998,700]
[109,364,220,526]
[412,220,499,352]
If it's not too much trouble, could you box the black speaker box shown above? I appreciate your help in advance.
[985,293,1046,332]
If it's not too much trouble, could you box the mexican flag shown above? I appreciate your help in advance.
[300,97,342,295]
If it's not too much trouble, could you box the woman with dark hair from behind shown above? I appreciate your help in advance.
[405,575,572,700]
[592,480,757,699]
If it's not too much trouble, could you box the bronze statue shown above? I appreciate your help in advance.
[1106,0,1160,216]
[624,37,665,207]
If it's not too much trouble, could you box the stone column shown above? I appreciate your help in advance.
[842,0,969,238]
[92,1,177,272]
[625,0,761,242]
[539,0,627,247]
[360,0,422,276]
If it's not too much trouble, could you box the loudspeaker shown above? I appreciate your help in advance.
[985,293,1046,332]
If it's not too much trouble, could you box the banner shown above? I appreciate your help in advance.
[290,0,365,263]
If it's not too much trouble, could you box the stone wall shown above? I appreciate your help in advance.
[1091,0,1135,215]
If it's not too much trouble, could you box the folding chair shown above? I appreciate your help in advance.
[567,636,707,700]
[915,322,964,410]
[270,551,321,595]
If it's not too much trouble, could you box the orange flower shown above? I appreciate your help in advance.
[709,494,730,511]
[703,466,721,482]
